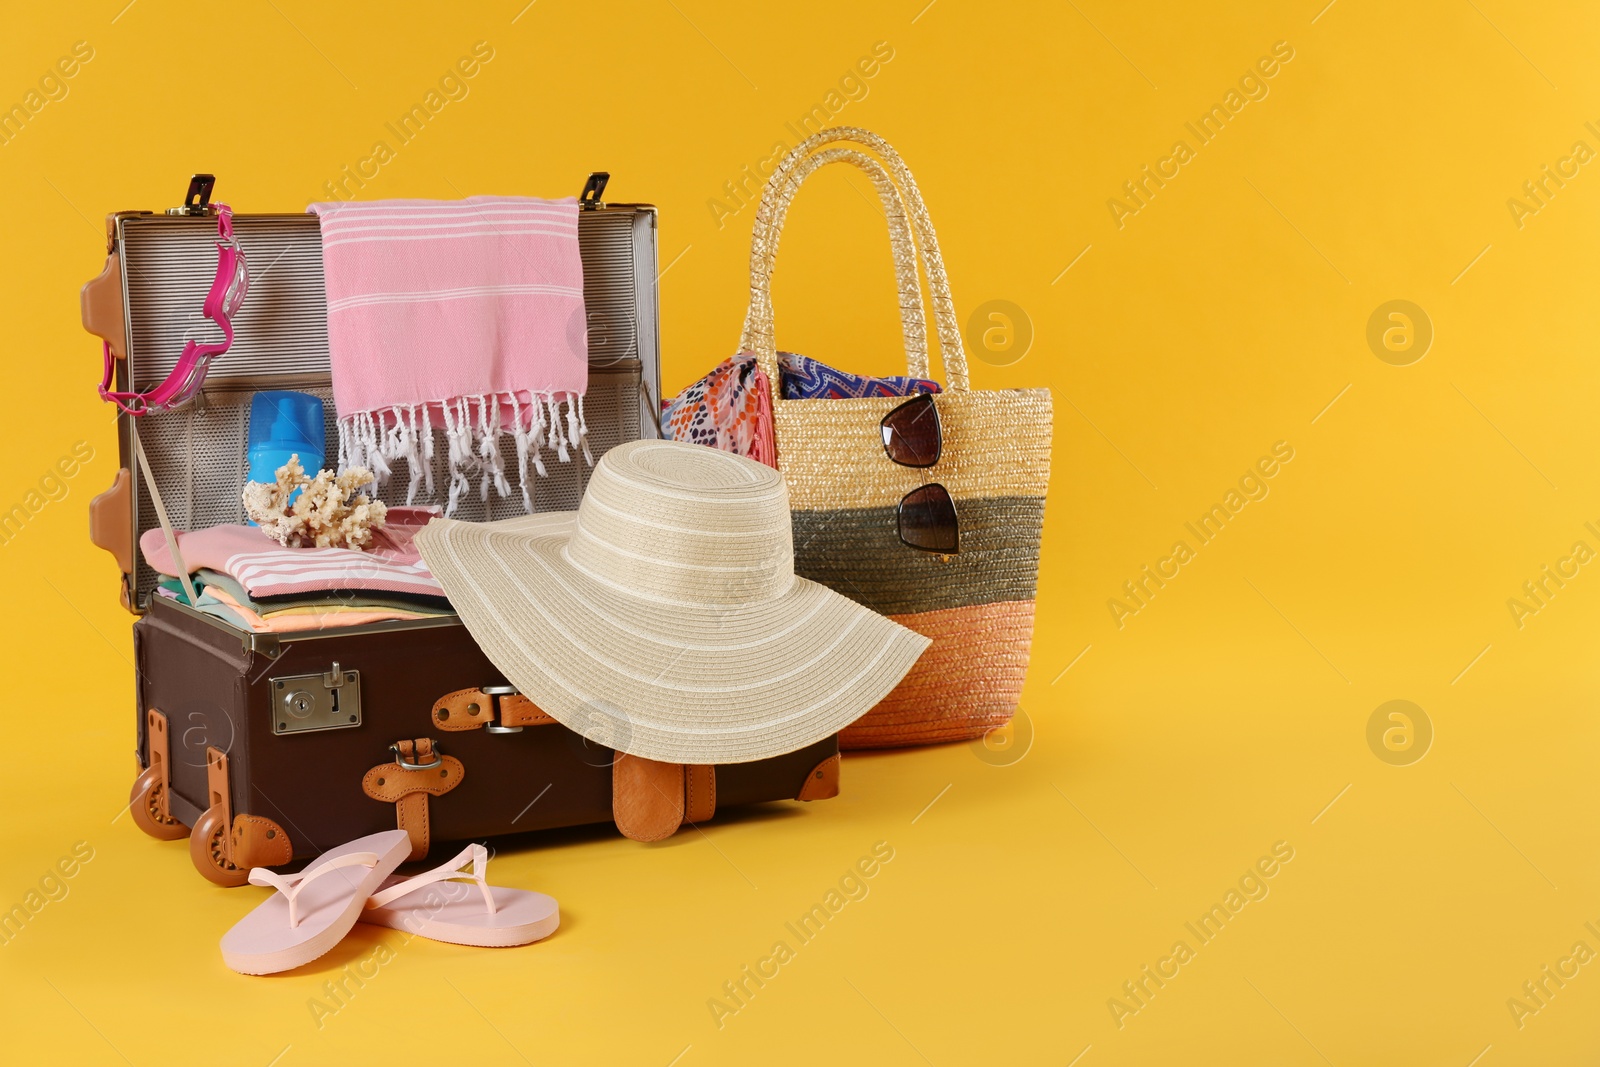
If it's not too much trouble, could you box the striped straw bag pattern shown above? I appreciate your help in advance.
[741,128,1054,749]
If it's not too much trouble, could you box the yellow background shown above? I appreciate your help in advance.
[3,0,1599,1063]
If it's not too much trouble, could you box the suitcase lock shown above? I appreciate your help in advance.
[270,662,363,735]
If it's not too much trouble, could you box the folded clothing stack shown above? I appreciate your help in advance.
[155,569,452,633]
[141,506,453,633]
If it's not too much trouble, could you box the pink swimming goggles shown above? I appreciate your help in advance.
[98,186,249,416]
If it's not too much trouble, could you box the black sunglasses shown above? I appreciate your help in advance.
[880,393,958,554]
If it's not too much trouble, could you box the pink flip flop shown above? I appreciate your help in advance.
[220,829,411,975]
[358,843,560,948]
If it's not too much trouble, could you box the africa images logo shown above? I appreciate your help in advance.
[1107,442,1295,629]
[705,41,897,230]
[1105,41,1296,229]
[1108,841,1296,1029]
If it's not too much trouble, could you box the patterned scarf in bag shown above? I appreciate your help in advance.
[662,352,939,466]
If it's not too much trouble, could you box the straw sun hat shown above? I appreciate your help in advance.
[414,440,931,764]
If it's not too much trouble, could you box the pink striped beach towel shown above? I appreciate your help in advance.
[308,196,589,515]
[140,507,446,599]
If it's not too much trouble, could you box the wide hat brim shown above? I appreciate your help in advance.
[415,512,931,764]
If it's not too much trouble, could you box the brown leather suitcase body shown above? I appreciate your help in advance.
[131,595,839,885]
[93,176,841,885]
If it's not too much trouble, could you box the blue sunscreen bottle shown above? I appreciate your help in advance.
[246,391,325,516]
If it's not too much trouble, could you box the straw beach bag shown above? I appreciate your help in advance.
[740,128,1053,749]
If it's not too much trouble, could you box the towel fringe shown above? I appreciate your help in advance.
[400,406,420,505]
[573,393,593,466]
[339,391,584,516]
[547,396,569,463]
[509,392,533,513]
[363,411,393,482]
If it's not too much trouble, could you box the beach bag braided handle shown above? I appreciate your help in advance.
[741,127,970,396]
[738,146,932,380]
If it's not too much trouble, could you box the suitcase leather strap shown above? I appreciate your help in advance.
[423,688,717,843]
[431,687,556,732]
[363,738,465,861]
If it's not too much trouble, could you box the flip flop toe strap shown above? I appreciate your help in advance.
[364,843,497,916]
[248,851,382,929]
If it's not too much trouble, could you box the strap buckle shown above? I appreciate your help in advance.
[390,741,443,771]
[480,685,524,734]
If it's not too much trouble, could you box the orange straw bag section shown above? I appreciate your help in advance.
[740,127,1054,749]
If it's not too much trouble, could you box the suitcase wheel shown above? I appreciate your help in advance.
[189,804,249,887]
[128,765,189,841]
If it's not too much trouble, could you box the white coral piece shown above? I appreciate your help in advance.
[241,454,388,550]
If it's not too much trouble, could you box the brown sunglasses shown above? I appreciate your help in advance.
[880,393,958,554]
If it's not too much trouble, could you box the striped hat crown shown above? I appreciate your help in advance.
[565,441,796,606]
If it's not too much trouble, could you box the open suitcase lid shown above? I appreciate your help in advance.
[84,174,663,613]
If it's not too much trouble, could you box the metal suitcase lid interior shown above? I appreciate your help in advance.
[116,202,659,395]
[97,185,662,609]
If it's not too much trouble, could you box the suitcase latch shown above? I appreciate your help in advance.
[166,173,217,217]
[270,662,363,735]
[579,172,609,211]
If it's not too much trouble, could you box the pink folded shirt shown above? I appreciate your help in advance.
[140,508,445,600]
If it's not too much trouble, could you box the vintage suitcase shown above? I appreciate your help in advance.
[85,175,841,884]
